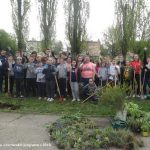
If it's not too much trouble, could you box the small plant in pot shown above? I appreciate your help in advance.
[141,122,149,137]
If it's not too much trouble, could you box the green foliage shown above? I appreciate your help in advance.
[99,85,126,112]
[125,102,150,133]
[49,113,143,150]
[0,29,17,51]
[64,0,89,55]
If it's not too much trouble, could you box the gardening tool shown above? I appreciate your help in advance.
[5,70,11,97]
[132,69,136,98]
[82,80,113,103]
[54,75,63,102]
[141,70,147,99]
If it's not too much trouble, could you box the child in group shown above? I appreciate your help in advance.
[13,57,24,98]
[7,56,15,95]
[43,57,57,102]
[35,62,45,100]
[82,78,98,102]
[108,59,120,86]
[57,58,68,101]
[130,54,142,97]
[25,56,36,97]
[70,60,80,102]
[98,62,108,87]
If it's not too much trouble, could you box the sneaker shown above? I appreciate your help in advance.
[44,97,47,100]
[72,99,76,102]
[63,98,66,101]
[144,95,147,99]
[38,97,42,100]
[77,99,80,102]
[47,98,51,102]
[136,95,140,98]
[132,94,135,98]
[50,98,54,102]
[20,95,24,98]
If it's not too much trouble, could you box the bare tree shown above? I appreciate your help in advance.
[38,0,57,49]
[10,0,30,52]
[64,0,89,55]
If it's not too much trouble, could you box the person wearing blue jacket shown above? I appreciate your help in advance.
[13,57,25,98]
[43,57,57,102]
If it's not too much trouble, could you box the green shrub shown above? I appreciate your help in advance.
[99,85,126,112]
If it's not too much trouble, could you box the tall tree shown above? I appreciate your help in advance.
[10,0,30,52]
[64,0,89,55]
[38,0,57,49]
[114,0,150,60]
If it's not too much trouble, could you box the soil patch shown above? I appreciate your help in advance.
[0,102,20,110]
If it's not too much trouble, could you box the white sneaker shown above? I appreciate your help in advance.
[136,95,140,98]
[38,97,42,100]
[72,99,76,102]
[44,97,47,100]
[63,98,66,101]
[47,98,51,102]
[50,98,54,102]
[77,99,80,102]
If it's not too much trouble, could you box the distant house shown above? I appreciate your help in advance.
[26,40,42,54]
[86,40,101,57]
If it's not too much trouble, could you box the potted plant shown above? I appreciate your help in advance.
[141,122,149,137]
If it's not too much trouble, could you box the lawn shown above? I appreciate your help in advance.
[0,94,150,116]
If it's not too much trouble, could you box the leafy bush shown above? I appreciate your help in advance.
[98,85,126,112]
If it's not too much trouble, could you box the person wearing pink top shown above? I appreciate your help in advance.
[80,56,96,86]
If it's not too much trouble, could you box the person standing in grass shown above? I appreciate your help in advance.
[56,58,68,101]
[69,60,80,102]
[98,62,108,87]
[25,56,37,97]
[35,62,45,100]
[13,57,24,98]
[43,57,57,102]
[7,55,15,95]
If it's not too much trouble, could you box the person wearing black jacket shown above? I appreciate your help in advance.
[142,48,150,98]
[0,50,8,93]
[43,57,57,102]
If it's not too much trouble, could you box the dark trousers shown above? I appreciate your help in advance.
[37,82,45,98]
[81,78,90,87]
[46,80,55,98]
[58,78,67,98]
[143,79,150,95]
[16,78,24,96]
[26,78,36,97]
[132,74,140,95]
[0,74,8,93]
[9,76,15,94]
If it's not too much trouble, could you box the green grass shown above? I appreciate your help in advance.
[0,94,150,116]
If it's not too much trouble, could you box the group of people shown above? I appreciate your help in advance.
[0,48,150,102]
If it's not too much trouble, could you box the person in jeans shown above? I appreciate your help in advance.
[57,58,68,101]
[43,57,57,102]
[13,57,24,98]
[35,62,45,100]
[70,60,80,102]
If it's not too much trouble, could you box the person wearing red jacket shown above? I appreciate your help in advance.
[130,54,142,97]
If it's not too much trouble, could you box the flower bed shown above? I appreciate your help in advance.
[49,113,143,150]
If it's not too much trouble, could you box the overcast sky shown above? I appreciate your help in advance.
[0,0,115,44]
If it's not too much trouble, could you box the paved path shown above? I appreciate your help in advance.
[0,112,150,150]
[0,112,59,150]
